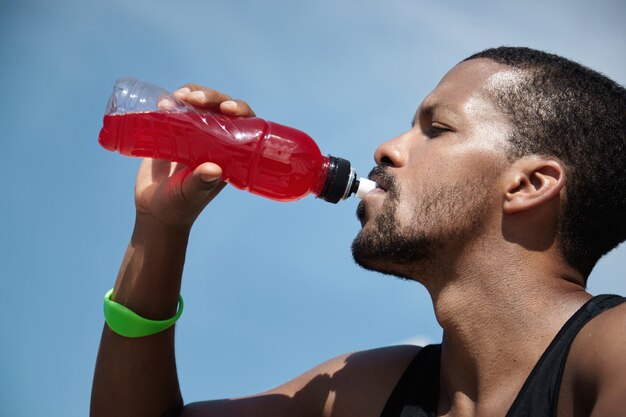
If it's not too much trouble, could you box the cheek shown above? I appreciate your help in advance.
[392,187,422,228]
[395,205,417,230]
[422,147,505,188]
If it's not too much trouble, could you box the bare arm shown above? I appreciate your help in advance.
[90,86,252,417]
[178,345,420,417]
[587,303,626,417]
[563,302,626,417]
[90,216,193,417]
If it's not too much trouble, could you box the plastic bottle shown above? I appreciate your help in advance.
[98,78,375,203]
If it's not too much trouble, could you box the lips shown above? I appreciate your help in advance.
[357,168,391,222]
[363,166,394,198]
[369,173,389,193]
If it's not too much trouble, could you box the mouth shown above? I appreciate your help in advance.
[374,181,387,192]
[368,169,391,193]
[356,169,391,223]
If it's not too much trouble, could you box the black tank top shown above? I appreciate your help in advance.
[379,294,625,417]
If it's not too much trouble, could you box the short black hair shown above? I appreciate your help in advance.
[464,47,626,278]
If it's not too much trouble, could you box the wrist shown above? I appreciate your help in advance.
[134,212,193,237]
[110,214,191,319]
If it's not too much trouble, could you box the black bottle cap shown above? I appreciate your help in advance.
[319,156,352,204]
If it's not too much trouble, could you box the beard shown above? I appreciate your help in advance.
[351,166,494,281]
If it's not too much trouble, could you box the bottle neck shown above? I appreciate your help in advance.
[315,155,357,204]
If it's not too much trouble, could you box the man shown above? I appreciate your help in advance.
[91,47,626,417]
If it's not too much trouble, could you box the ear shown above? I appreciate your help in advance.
[503,157,565,214]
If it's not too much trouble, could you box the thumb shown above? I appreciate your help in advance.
[181,162,226,201]
[196,162,223,184]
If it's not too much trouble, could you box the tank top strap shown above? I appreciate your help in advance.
[505,294,625,417]
[379,344,441,417]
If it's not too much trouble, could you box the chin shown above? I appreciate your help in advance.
[351,218,444,283]
[352,233,415,281]
[352,253,418,282]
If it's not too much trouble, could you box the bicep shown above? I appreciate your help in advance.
[574,303,626,417]
[178,352,349,417]
[588,334,626,417]
[178,345,420,417]
[591,384,626,417]
[179,393,318,417]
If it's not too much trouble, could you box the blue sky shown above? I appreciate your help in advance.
[1,1,624,416]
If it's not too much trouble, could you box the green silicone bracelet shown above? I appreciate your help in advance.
[103,289,184,338]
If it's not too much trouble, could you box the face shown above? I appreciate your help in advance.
[352,59,515,281]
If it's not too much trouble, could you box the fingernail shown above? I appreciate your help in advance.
[190,90,206,100]
[173,87,191,97]
[158,98,175,109]
[222,100,237,110]
[200,174,217,183]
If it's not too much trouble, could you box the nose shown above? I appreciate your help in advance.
[374,134,409,167]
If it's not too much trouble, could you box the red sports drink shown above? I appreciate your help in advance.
[98,78,374,203]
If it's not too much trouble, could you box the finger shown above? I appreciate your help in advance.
[157,97,177,110]
[174,84,232,111]
[196,162,223,184]
[172,86,191,99]
[181,162,226,202]
[220,99,256,117]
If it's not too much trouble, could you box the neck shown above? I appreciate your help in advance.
[421,242,590,414]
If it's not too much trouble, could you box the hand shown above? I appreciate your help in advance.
[134,85,256,230]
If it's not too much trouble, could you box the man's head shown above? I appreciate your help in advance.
[352,47,625,282]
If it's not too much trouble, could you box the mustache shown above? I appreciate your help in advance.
[356,165,399,222]
[367,165,397,194]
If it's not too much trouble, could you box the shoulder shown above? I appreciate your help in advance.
[570,298,626,369]
[565,298,626,416]
[268,344,422,417]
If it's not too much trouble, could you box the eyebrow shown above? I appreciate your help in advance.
[411,103,461,128]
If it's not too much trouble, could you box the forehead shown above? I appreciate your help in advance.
[417,58,520,121]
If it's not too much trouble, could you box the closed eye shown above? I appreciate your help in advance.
[425,122,452,138]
